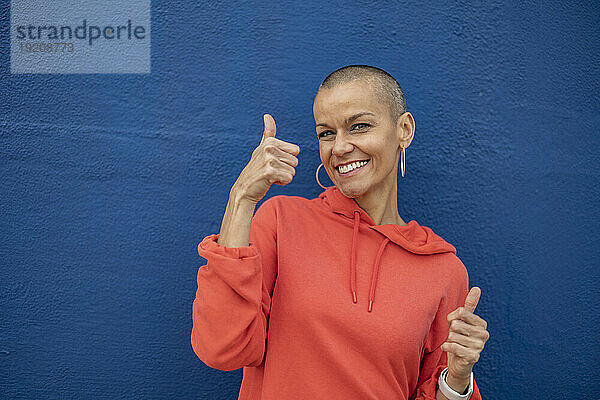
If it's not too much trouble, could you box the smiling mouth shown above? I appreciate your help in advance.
[336,159,370,175]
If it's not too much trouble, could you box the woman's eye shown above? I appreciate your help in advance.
[352,123,370,130]
[318,130,334,138]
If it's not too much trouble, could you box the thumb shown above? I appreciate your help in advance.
[464,286,481,313]
[261,113,277,144]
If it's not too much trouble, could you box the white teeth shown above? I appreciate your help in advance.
[338,160,368,174]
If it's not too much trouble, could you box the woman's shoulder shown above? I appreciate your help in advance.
[258,192,321,210]
[254,193,323,225]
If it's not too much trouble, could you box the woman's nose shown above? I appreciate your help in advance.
[332,133,354,157]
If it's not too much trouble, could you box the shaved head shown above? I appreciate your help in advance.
[316,65,407,124]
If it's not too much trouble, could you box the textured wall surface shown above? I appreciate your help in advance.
[1,1,599,399]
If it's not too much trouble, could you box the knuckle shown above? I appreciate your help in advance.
[264,173,274,184]
[263,168,274,181]
[450,319,460,330]
[264,143,275,153]
[264,166,275,179]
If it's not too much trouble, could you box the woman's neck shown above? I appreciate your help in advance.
[354,180,407,226]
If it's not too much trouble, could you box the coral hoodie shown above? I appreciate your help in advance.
[191,186,483,400]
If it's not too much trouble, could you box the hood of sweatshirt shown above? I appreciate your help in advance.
[318,185,457,312]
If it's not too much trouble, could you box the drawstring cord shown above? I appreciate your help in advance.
[350,210,390,312]
[369,237,390,312]
[350,211,360,304]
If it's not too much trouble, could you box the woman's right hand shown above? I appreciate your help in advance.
[232,114,300,205]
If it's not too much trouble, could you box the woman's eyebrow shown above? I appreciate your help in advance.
[316,111,376,128]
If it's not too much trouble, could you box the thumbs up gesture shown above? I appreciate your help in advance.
[232,114,301,205]
[441,287,490,382]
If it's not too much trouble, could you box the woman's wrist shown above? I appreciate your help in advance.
[437,368,473,400]
[216,186,257,248]
[444,371,470,395]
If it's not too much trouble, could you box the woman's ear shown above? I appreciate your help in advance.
[396,111,415,149]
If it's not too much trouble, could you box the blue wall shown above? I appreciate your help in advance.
[1,1,599,399]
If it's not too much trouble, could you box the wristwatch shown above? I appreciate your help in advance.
[437,367,473,400]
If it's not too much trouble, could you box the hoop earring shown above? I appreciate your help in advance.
[400,146,406,177]
[315,163,328,189]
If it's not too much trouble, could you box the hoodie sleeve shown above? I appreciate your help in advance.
[190,197,278,371]
[411,259,483,400]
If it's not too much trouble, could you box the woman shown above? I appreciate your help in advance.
[191,65,489,400]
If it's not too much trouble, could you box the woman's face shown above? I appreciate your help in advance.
[313,79,413,198]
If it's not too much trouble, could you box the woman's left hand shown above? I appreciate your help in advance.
[441,286,490,381]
